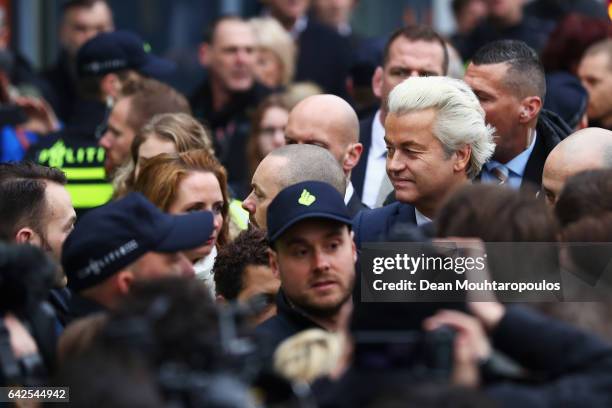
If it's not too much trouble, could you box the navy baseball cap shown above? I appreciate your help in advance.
[77,30,176,78]
[267,181,352,243]
[62,192,214,291]
[544,72,588,129]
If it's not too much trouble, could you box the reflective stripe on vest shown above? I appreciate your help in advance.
[229,199,249,231]
[65,183,114,208]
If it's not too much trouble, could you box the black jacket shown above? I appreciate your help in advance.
[295,19,352,100]
[255,290,323,354]
[486,306,612,407]
[189,79,271,197]
[66,292,107,325]
[521,109,572,188]
[351,114,375,201]
[41,52,78,123]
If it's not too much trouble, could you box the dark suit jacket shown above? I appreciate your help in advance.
[296,19,352,100]
[521,109,571,188]
[476,110,571,189]
[352,202,420,249]
[351,114,375,201]
[346,191,368,218]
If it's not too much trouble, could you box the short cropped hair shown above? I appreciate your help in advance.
[213,229,270,300]
[437,184,558,242]
[555,169,612,228]
[387,76,495,179]
[62,0,108,14]
[0,162,66,241]
[472,40,546,100]
[120,78,191,136]
[382,25,449,75]
[268,144,346,194]
[583,38,612,71]
[202,15,244,44]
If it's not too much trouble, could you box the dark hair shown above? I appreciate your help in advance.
[555,169,612,228]
[246,94,291,182]
[61,0,108,14]
[451,0,472,16]
[53,349,164,408]
[213,229,270,300]
[472,40,546,100]
[382,25,449,75]
[120,78,191,135]
[437,184,558,242]
[0,162,66,241]
[77,69,132,100]
[103,278,222,371]
[541,13,612,74]
[202,15,244,44]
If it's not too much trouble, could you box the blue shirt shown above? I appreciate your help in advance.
[481,132,537,189]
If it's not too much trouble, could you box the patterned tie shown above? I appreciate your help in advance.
[491,165,509,185]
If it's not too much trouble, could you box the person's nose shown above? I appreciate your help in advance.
[242,194,256,214]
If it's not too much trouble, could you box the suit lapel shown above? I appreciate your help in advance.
[352,115,374,199]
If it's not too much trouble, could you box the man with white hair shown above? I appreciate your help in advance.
[353,76,495,246]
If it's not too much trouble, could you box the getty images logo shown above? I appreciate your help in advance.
[298,189,316,206]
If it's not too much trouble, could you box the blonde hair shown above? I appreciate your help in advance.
[283,81,323,109]
[273,329,344,384]
[250,17,296,86]
[113,113,214,198]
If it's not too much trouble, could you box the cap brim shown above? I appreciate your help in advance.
[269,213,353,243]
[155,211,214,252]
[139,55,176,78]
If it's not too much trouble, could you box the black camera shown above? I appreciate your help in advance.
[0,243,59,386]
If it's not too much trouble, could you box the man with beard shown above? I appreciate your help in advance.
[256,181,356,350]
[0,162,76,326]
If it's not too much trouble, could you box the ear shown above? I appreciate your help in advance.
[100,73,120,99]
[115,270,134,295]
[268,248,280,279]
[350,230,357,264]
[453,144,472,174]
[372,66,384,99]
[343,142,363,172]
[198,43,211,67]
[519,96,542,124]
[14,228,38,245]
[578,113,588,130]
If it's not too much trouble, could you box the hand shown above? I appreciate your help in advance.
[468,302,506,332]
[424,309,491,387]
[3,313,39,358]
[15,96,60,134]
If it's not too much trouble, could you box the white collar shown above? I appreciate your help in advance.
[370,110,387,158]
[414,208,432,226]
[344,182,354,205]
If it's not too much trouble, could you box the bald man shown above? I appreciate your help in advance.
[285,94,366,215]
[542,127,612,205]
[242,144,346,229]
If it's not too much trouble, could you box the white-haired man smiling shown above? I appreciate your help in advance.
[353,76,496,246]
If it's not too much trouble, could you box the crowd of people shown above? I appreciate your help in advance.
[1,0,612,406]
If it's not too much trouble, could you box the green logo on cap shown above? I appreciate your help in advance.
[298,189,316,206]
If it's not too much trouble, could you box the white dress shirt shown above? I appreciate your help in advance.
[344,182,355,205]
[362,110,390,208]
[414,208,432,226]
